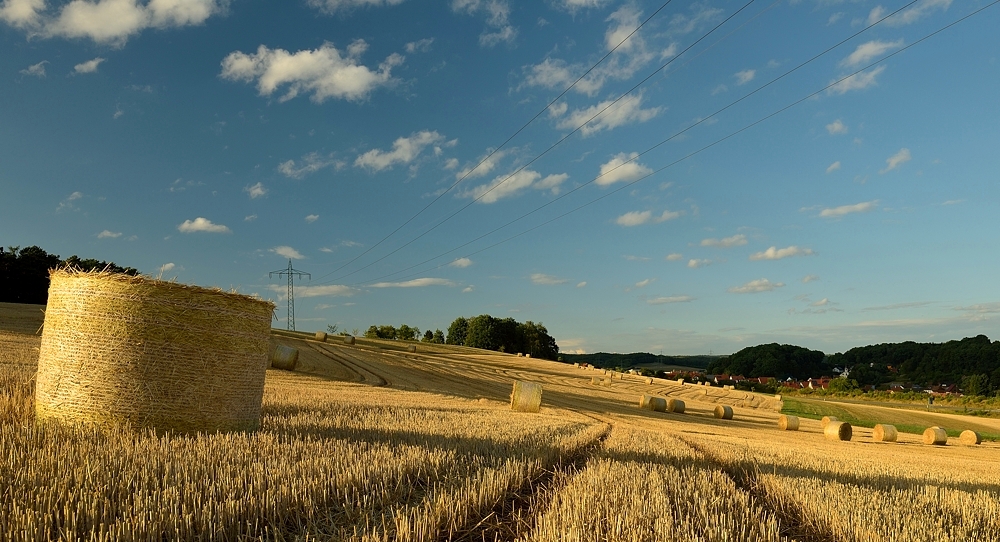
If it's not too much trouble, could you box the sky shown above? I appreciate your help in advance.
[2,0,999,356]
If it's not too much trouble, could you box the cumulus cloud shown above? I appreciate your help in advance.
[462,169,568,204]
[828,65,885,94]
[304,214,319,223]
[802,274,820,283]
[355,131,444,172]
[245,182,267,199]
[553,93,661,136]
[749,246,815,261]
[158,262,175,273]
[596,152,653,186]
[276,284,355,298]
[667,3,723,36]
[878,0,952,27]
[826,119,848,135]
[615,209,681,227]
[220,41,403,103]
[462,285,474,293]
[404,37,434,53]
[278,152,343,179]
[647,295,693,305]
[665,253,683,261]
[371,278,455,288]
[245,214,257,221]
[34,0,223,45]
[530,273,568,285]
[840,39,903,69]
[449,257,473,268]
[97,230,121,238]
[728,278,784,294]
[455,148,508,180]
[826,161,841,174]
[734,69,755,85]
[452,0,517,48]
[700,234,747,248]
[73,57,105,74]
[819,200,878,218]
[307,0,407,14]
[178,217,230,233]
[271,246,305,259]
[19,60,47,77]
[1,0,45,27]
[687,259,711,269]
[879,148,911,174]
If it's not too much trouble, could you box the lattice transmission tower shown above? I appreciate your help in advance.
[269,259,310,331]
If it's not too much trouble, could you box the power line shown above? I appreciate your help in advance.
[312,0,676,283]
[357,0,995,286]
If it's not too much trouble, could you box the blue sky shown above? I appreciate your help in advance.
[3,0,999,355]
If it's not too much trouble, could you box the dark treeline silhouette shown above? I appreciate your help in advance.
[560,352,715,370]
[0,245,139,305]
[446,315,559,360]
[708,343,828,381]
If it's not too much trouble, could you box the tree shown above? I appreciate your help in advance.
[397,324,418,341]
[446,317,468,345]
[432,329,445,344]
[465,315,499,351]
[377,325,398,340]
[422,330,434,342]
[828,378,859,393]
[1,246,138,305]
[962,374,990,397]
[364,325,380,339]
[327,324,339,335]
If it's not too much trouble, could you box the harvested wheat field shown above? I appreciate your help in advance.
[1,306,999,541]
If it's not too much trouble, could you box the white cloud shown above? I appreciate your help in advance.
[73,57,105,74]
[278,152,343,179]
[39,0,222,44]
[355,131,444,172]
[882,0,952,26]
[462,286,474,293]
[711,84,727,95]
[177,217,230,233]
[879,148,911,174]
[811,298,829,307]
[647,295,694,305]
[826,119,848,135]
[404,37,433,53]
[462,169,568,204]
[530,273,568,285]
[667,4,723,36]
[97,230,121,238]
[700,234,747,248]
[840,39,903,69]
[444,157,459,170]
[687,259,711,269]
[828,65,886,94]
[245,182,267,199]
[826,161,841,174]
[274,284,355,298]
[802,274,820,283]
[555,93,661,136]
[56,190,84,212]
[942,199,963,206]
[1,0,45,27]
[307,0,407,14]
[450,257,473,268]
[634,278,654,288]
[866,5,886,25]
[728,278,784,294]
[371,278,455,288]
[749,246,815,261]
[624,255,650,262]
[452,0,517,48]
[665,253,683,261]
[615,209,681,227]
[158,262,175,273]
[304,214,319,223]
[559,0,609,9]
[271,246,305,259]
[596,152,653,186]
[456,148,509,180]
[576,281,587,288]
[245,214,257,221]
[20,60,47,77]
[734,69,755,85]
[220,41,403,103]
[819,200,878,218]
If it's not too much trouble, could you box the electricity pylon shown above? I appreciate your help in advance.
[269,259,310,331]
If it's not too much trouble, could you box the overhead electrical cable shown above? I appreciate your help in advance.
[312,0,676,282]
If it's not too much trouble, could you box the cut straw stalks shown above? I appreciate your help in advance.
[959,430,982,446]
[923,426,948,445]
[872,424,898,443]
[714,405,734,420]
[667,398,685,414]
[824,421,852,441]
[778,415,799,431]
[510,381,543,413]
[270,345,299,371]
[639,394,666,412]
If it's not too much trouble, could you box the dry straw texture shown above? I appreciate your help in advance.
[923,426,948,445]
[778,415,799,431]
[821,416,839,429]
[510,381,542,413]
[36,270,274,433]
[714,405,733,420]
[824,421,852,441]
[270,345,299,371]
[959,430,981,446]
[315,331,328,342]
[667,399,685,414]
[872,424,898,443]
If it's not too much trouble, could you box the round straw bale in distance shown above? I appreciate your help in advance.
[639,394,666,412]
[821,416,839,429]
[36,270,274,433]
[872,424,898,443]
[407,345,417,353]
[676,378,685,385]
[714,405,734,420]
[959,430,981,446]
[639,394,654,409]
[590,376,601,385]
[644,377,653,385]
[601,376,612,387]
[923,426,948,445]
[344,335,356,345]
[667,398,685,414]
[510,381,542,413]
[778,415,799,431]
[270,344,299,371]
[824,421,852,441]
[314,331,327,342]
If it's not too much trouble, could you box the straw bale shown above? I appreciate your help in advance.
[344,336,356,345]
[573,362,579,367]
[959,429,982,446]
[824,421,852,441]
[676,378,684,385]
[644,377,653,385]
[525,354,531,358]
[639,394,655,409]
[270,345,299,371]
[639,394,666,411]
[314,331,327,342]
[408,345,417,353]
[774,394,782,400]
[821,416,839,429]
[714,405,734,420]
[517,353,523,357]
[510,381,542,413]
[36,269,274,433]
[872,424,898,443]
[778,415,799,431]
[601,376,612,387]
[667,398,685,414]
[923,426,948,445]
[590,377,601,385]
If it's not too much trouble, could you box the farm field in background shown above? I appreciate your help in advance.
[2,302,999,541]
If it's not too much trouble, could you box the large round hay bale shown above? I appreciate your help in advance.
[36,270,274,433]
[778,415,799,431]
[644,377,653,385]
[601,376,612,387]
[676,378,685,385]
[714,405,734,420]
[639,394,655,409]
[824,421,852,441]
[872,424,898,443]
[270,344,299,371]
[510,381,542,413]
[872,423,899,442]
[923,426,948,445]
[407,345,417,353]
[959,430,981,446]
[667,398,685,414]
[649,397,666,412]
[314,331,327,342]
[344,335,356,345]
[573,362,579,367]
[590,376,601,385]
[821,416,839,429]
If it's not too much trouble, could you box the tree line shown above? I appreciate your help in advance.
[363,324,446,344]
[1,245,139,305]
[446,315,559,360]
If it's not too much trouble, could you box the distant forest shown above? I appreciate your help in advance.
[446,315,559,361]
[0,245,138,305]
[560,352,715,371]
